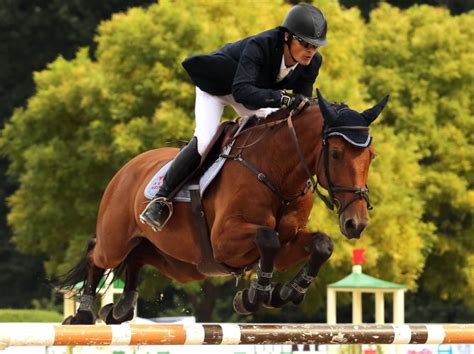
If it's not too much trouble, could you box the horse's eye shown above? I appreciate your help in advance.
[330,150,342,160]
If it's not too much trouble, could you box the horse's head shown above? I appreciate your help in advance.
[315,89,389,239]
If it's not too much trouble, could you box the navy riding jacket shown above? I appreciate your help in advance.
[182,27,322,109]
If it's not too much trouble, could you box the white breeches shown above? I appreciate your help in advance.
[193,87,278,155]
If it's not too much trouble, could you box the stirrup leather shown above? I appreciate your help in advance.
[139,197,174,232]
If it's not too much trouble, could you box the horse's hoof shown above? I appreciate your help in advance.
[99,303,134,324]
[110,308,134,324]
[99,303,114,323]
[291,292,305,305]
[62,310,95,325]
[113,305,135,322]
[113,291,139,320]
[62,315,74,325]
[265,283,301,309]
[262,283,281,309]
[233,289,259,315]
[266,283,306,307]
[266,283,287,308]
[233,290,251,315]
[76,310,96,324]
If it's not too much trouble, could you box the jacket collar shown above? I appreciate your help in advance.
[271,28,286,82]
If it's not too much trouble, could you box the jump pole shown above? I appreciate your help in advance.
[0,323,473,348]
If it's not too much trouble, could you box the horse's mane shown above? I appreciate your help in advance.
[262,106,294,123]
[237,99,349,134]
[262,99,320,123]
[220,99,350,153]
[255,99,348,124]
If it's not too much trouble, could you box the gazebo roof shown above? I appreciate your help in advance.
[328,266,406,290]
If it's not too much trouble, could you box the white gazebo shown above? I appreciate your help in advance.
[327,250,406,324]
[62,274,128,320]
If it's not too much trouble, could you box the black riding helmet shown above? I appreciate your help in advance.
[281,3,327,47]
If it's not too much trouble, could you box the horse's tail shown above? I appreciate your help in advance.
[56,237,127,295]
[56,237,97,293]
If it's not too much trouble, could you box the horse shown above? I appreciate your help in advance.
[59,89,388,324]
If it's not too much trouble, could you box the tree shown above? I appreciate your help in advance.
[337,0,474,17]
[0,158,50,307]
[364,3,474,309]
[0,0,155,309]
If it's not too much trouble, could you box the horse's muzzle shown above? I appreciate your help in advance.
[340,215,368,239]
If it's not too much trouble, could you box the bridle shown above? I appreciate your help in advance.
[222,100,373,228]
[285,102,373,215]
[313,126,373,215]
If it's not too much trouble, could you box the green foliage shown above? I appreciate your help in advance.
[0,309,63,323]
[364,3,474,307]
[0,0,472,320]
[317,0,367,104]
[0,0,155,311]
[338,0,474,18]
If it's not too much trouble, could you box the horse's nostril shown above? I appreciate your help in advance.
[343,217,368,239]
[345,219,356,233]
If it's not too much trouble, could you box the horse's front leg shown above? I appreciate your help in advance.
[233,226,280,315]
[268,231,333,308]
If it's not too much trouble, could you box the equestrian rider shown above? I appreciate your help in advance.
[140,3,327,230]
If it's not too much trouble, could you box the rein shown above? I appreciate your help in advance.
[231,115,292,150]
[221,99,373,230]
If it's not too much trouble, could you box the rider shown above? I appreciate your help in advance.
[140,3,327,230]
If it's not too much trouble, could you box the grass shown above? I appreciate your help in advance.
[0,308,63,322]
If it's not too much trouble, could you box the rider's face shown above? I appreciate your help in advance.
[284,33,319,66]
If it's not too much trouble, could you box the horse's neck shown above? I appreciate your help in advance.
[251,105,324,196]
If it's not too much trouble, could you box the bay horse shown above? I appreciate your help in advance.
[59,89,388,324]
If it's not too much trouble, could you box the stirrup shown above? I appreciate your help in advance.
[139,197,174,232]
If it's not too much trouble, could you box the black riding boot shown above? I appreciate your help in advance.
[140,137,201,231]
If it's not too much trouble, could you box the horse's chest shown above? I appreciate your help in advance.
[278,218,305,242]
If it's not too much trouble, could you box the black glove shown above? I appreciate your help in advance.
[280,91,306,110]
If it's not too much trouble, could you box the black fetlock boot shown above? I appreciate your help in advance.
[140,137,201,231]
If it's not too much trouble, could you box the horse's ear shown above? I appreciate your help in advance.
[317,88,338,126]
[361,95,389,125]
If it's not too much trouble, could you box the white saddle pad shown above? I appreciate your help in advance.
[144,144,233,203]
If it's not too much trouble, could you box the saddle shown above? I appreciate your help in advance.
[144,116,258,202]
[201,115,260,168]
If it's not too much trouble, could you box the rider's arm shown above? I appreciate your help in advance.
[231,39,282,109]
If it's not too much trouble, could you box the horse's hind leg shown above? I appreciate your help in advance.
[62,239,106,325]
[99,238,207,324]
[233,226,280,314]
[268,231,333,308]
[98,265,140,324]
[99,242,145,324]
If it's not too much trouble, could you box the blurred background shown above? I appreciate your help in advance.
[0,0,473,324]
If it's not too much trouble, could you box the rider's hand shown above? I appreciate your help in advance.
[280,91,306,110]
